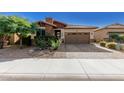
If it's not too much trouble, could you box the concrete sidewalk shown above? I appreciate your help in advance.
[0,58,124,80]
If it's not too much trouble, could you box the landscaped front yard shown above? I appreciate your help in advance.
[98,33,124,52]
[1,44,124,59]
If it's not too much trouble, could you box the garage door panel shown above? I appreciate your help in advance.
[65,32,90,44]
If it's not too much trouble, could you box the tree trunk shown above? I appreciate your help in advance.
[0,41,3,49]
[20,36,23,49]
[0,36,4,49]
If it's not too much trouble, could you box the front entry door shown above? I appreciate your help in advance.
[54,30,61,39]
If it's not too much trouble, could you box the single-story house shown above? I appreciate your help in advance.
[94,23,124,41]
[37,17,98,44]
[9,18,124,45]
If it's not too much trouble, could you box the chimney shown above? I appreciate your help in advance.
[45,17,53,24]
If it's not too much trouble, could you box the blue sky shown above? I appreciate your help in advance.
[0,12,124,27]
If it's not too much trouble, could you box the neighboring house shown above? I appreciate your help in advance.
[37,17,98,44]
[94,23,124,41]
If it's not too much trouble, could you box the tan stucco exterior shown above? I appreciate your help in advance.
[95,28,124,41]
[10,33,19,44]
[10,18,124,44]
[37,18,98,44]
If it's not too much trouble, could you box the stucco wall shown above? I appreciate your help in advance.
[94,28,124,41]
[10,33,19,44]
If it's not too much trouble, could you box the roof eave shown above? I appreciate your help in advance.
[95,27,124,32]
[37,21,57,27]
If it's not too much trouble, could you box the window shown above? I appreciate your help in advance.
[68,33,71,35]
[36,29,45,37]
[77,33,82,35]
[72,33,76,35]
[55,30,61,39]
[84,33,89,35]
[68,33,77,35]
[42,30,45,36]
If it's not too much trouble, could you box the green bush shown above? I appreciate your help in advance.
[35,36,61,50]
[95,40,100,43]
[106,42,117,49]
[35,37,47,49]
[119,35,124,43]
[99,41,106,47]
[109,33,120,42]
[115,44,121,50]
[48,38,61,50]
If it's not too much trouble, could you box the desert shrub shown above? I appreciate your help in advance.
[99,41,106,47]
[109,34,124,43]
[48,38,61,50]
[120,44,124,51]
[95,40,100,43]
[35,37,47,49]
[106,42,117,49]
[119,35,124,43]
[115,44,121,50]
[109,33,120,42]
[35,36,61,50]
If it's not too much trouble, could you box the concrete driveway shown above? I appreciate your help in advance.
[51,44,124,59]
[62,44,110,52]
[0,59,124,80]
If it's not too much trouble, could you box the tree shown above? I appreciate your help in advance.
[0,15,37,49]
[110,33,124,43]
[9,16,33,49]
[0,15,16,49]
[31,22,40,32]
[120,35,124,43]
[109,33,120,42]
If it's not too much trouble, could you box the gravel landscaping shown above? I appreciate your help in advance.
[0,44,124,59]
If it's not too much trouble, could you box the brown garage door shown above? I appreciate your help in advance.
[65,32,90,44]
